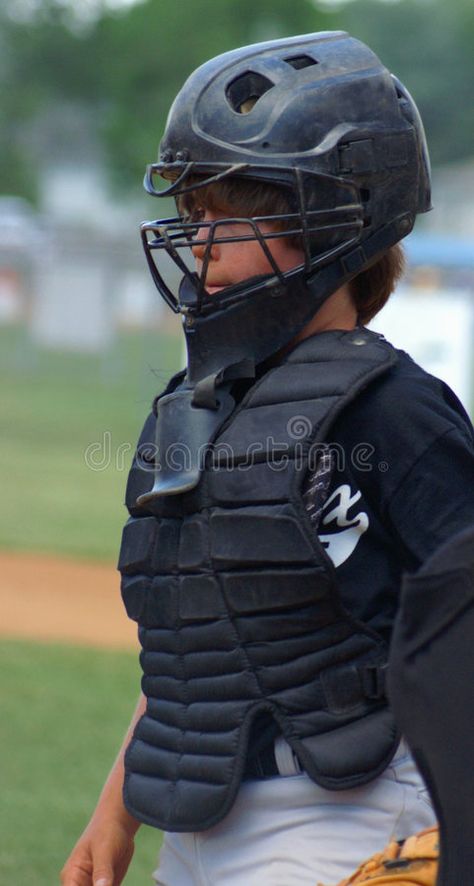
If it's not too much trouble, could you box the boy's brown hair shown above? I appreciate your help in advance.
[178,176,405,325]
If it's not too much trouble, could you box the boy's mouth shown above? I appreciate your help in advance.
[205,284,227,294]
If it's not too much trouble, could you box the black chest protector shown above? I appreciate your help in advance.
[118,329,400,832]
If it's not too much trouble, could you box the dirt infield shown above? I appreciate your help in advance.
[0,549,137,649]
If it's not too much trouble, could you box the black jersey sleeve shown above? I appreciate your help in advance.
[386,425,474,566]
[327,351,474,569]
[314,352,474,635]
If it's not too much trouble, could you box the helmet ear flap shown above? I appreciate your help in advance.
[297,171,363,263]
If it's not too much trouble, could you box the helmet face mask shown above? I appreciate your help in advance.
[141,164,364,316]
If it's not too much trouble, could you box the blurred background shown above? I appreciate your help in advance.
[0,0,473,882]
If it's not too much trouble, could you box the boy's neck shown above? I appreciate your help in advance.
[294,285,357,342]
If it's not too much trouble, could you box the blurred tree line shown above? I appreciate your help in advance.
[1,0,473,204]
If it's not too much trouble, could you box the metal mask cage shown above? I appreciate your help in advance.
[141,164,365,315]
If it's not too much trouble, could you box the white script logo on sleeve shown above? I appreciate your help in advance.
[318,484,369,568]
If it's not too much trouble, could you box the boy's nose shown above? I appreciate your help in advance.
[191,229,219,261]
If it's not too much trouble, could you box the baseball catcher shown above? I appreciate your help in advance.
[61,31,474,886]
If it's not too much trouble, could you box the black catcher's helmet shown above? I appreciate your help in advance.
[141,31,431,377]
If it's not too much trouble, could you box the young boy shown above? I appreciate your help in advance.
[61,32,474,886]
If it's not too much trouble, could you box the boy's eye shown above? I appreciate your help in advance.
[181,207,206,242]
[187,207,205,224]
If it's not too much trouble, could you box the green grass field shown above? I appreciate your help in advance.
[0,323,181,561]
[0,638,162,884]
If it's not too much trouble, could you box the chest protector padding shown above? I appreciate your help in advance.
[118,329,400,831]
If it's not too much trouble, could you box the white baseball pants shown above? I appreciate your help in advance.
[152,740,436,885]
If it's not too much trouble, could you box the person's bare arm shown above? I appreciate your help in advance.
[60,692,146,886]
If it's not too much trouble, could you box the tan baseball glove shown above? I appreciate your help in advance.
[319,826,439,886]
